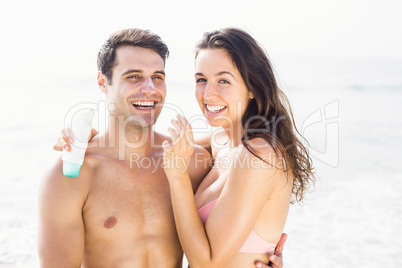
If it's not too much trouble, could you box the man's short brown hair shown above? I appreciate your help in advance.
[97,28,169,84]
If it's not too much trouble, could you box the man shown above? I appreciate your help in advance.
[39,28,285,267]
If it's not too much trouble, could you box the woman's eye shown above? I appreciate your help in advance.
[219,79,229,84]
[196,78,206,83]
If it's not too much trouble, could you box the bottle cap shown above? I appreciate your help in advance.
[63,162,82,178]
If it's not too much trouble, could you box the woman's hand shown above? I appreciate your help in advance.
[53,126,99,152]
[162,115,195,179]
[255,233,287,268]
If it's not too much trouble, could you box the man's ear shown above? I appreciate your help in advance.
[98,72,108,93]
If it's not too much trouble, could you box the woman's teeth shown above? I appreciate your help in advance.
[206,104,226,113]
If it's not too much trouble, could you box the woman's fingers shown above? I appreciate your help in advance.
[62,127,73,151]
[89,128,99,141]
[177,114,194,147]
[53,129,70,151]
[52,139,64,151]
[62,136,71,151]
[54,126,100,152]
[171,118,185,142]
[162,140,172,153]
[62,126,74,143]
[166,115,194,155]
[168,126,179,147]
[53,137,70,151]
[174,115,194,152]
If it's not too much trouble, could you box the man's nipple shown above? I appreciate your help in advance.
[104,216,117,229]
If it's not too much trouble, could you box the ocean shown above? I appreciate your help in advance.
[1,57,401,267]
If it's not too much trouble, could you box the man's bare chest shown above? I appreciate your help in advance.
[82,163,176,238]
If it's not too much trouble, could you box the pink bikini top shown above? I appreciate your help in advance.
[197,199,276,253]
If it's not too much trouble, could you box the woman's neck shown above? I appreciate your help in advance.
[223,123,244,148]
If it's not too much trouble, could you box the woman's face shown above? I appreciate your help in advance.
[195,48,253,129]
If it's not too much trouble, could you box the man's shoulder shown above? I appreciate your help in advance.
[42,145,105,194]
[192,144,212,161]
[153,131,171,146]
[84,134,120,169]
[39,156,92,209]
[153,131,210,155]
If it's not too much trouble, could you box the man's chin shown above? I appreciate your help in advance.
[127,117,158,130]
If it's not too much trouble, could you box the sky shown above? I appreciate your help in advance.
[0,0,401,87]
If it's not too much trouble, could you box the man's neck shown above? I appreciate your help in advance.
[102,120,155,161]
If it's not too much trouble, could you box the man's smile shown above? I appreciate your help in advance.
[131,100,158,110]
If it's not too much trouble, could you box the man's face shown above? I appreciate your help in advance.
[102,45,166,128]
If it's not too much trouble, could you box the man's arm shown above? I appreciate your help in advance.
[38,158,89,267]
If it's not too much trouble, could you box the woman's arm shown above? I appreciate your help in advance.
[163,115,289,268]
[194,128,229,158]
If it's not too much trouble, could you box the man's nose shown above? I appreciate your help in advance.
[141,77,156,94]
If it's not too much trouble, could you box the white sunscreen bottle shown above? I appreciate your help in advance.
[62,109,95,178]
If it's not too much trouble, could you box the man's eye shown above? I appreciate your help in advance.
[128,75,140,79]
[152,76,163,80]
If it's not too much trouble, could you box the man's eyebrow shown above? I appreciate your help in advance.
[121,69,143,76]
[121,69,166,77]
[154,70,166,76]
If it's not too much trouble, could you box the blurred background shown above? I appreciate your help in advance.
[0,0,401,267]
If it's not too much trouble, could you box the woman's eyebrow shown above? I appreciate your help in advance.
[216,71,234,78]
[194,71,234,78]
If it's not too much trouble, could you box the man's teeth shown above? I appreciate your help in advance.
[206,104,226,113]
[132,101,155,106]
[131,101,156,109]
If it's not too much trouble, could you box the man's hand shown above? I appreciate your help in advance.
[255,233,287,268]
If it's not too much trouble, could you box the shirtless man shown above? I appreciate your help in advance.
[39,28,285,268]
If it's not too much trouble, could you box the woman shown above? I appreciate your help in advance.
[161,28,314,268]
